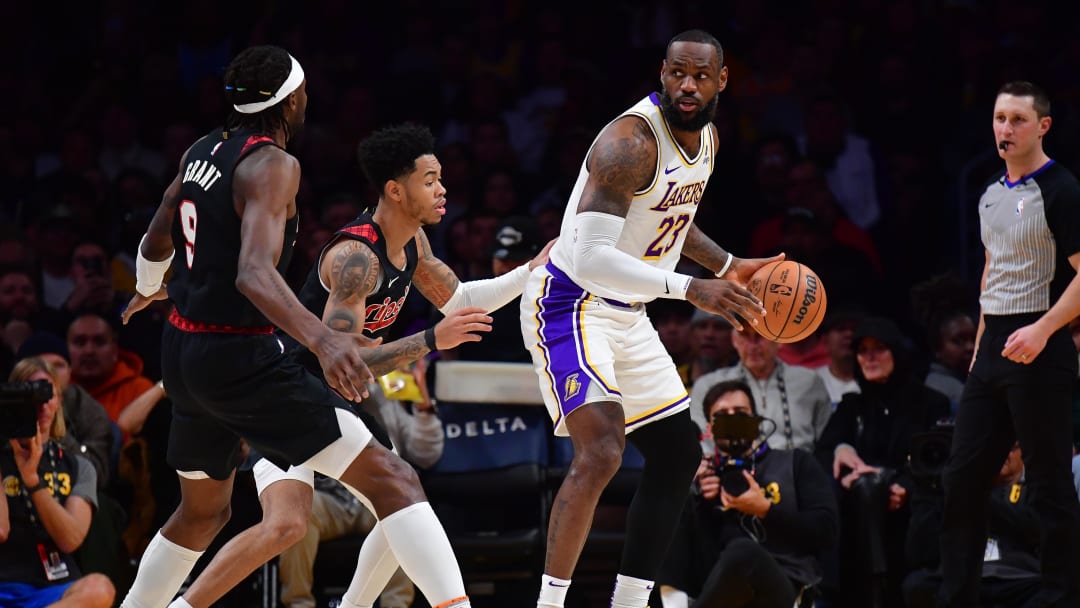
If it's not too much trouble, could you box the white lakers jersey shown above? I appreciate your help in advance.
[549,93,715,303]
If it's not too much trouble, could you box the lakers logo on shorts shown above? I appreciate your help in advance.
[564,373,582,401]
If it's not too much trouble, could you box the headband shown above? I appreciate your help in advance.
[232,54,305,114]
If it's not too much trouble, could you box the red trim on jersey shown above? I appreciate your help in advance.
[239,135,275,157]
[339,224,379,242]
[169,309,274,335]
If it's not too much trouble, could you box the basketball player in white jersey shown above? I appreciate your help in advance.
[520,30,783,608]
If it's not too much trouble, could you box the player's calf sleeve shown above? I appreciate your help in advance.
[621,412,701,577]
[378,502,470,607]
[120,531,203,608]
[341,521,401,607]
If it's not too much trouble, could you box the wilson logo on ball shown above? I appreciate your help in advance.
[792,275,819,325]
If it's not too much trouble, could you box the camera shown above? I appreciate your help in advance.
[710,412,766,496]
[909,421,954,488]
[0,380,53,441]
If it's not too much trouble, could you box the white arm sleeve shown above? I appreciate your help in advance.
[437,263,532,315]
[573,211,693,300]
[135,234,175,297]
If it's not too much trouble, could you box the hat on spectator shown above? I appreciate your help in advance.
[492,216,542,262]
[16,331,70,362]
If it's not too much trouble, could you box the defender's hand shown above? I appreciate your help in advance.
[528,239,557,271]
[315,330,383,402]
[720,253,785,286]
[122,285,170,325]
[433,307,493,350]
[686,278,765,332]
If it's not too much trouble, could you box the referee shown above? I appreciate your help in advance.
[939,81,1080,607]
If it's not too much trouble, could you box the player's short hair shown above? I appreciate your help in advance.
[223,46,294,137]
[357,123,437,193]
[666,29,723,66]
[998,81,1051,118]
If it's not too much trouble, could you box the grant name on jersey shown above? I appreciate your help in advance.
[182,159,223,191]
[649,180,706,211]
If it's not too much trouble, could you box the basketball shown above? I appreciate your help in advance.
[746,260,827,344]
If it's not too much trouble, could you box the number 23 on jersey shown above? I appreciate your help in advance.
[644,213,690,259]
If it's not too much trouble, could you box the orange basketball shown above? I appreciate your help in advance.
[746,260,827,344]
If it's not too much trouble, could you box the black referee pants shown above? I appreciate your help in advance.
[939,313,1080,607]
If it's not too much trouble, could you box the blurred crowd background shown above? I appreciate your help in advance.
[4,1,1080,607]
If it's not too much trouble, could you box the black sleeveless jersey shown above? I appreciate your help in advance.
[168,128,299,328]
[283,214,419,374]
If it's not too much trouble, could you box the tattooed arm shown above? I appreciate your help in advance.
[412,228,549,314]
[319,237,491,376]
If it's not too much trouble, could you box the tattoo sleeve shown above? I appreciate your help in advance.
[361,332,429,377]
[576,118,657,217]
[412,228,461,308]
[323,240,380,332]
[683,224,730,272]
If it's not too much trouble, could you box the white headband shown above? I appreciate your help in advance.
[233,54,305,114]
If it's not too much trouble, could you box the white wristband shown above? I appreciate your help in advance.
[135,235,175,297]
[714,252,734,278]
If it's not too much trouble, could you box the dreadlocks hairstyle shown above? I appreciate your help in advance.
[223,46,294,140]
[667,29,724,66]
[356,123,437,195]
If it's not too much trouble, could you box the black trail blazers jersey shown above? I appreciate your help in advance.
[168,129,299,328]
[283,214,419,375]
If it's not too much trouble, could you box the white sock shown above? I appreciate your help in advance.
[611,573,654,608]
[537,574,572,607]
[659,585,689,608]
[120,531,203,608]
[168,599,194,608]
[378,502,469,607]
[340,521,399,608]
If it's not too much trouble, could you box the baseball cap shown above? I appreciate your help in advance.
[16,331,70,362]
[492,216,542,261]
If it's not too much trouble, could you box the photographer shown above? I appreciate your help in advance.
[904,443,1040,607]
[659,380,837,608]
[0,357,114,607]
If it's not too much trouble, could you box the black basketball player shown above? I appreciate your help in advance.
[118,47,473,608]
[167,123,551,607]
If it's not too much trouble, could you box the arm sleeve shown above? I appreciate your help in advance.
[572,212,694,300]
[760,450,838,552]
[438,263,531,315]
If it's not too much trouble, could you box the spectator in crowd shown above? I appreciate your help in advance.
[687,310,737,383]
[450,215,543,363]
[922,309,976,414]
[0,357,115,608]
[33,205,80,311]
[904,443,1040,607]
[650,299,695,387]
[815,308,863,407]
[659,379,837,608]
[16,331,113,487]
[65,313,162,435]
[691,326,832,452]
[815,316,950,608]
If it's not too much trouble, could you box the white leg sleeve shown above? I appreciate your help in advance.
[120,531,203,608]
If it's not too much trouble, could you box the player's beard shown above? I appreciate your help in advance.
[659,89,719,131]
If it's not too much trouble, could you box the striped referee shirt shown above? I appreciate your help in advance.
[979,160,1080,315]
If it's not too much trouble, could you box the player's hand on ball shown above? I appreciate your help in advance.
[434,306,492,349]
[122,285,170,325]
[721,253,785,286]
[685,278,765,332]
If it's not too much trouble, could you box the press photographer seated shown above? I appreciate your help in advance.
[658,380,837,608]
[0,357,114,607]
